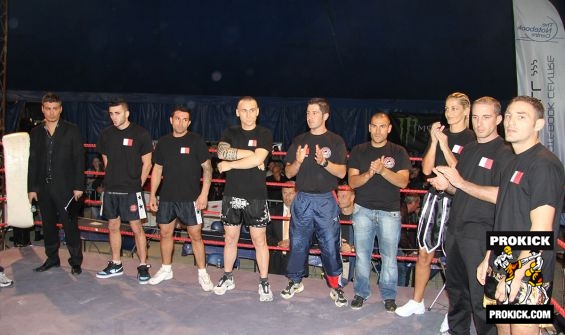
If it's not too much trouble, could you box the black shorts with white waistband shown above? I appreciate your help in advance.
[102,192,147,222]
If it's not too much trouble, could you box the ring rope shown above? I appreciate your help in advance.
[0,142,562,317]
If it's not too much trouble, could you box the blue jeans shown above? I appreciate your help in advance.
[353,204,401,300]
[397,250,413,287]
[286,192,342,283]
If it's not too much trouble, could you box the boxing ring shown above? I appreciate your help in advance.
[0,143,563,334]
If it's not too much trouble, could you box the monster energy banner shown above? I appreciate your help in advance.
[390,113,441,156]
[513,0,565,164]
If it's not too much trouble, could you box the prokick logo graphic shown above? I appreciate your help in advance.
[516,16,560,42]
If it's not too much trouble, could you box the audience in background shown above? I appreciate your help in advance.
[266,181,297,275]
[85,154,104,219]
[266,161,288,201]
[336,185,356,285]
[397,193,421,287]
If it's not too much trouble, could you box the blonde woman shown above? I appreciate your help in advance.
[396,93,475,324]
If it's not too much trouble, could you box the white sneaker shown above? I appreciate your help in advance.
[0,272,13,287]
[198,272,214,292]
[148,267,173,285]
[395,299,425,317]
[440,313,449,333]
[258,282,273,302]
[213,274,235,295]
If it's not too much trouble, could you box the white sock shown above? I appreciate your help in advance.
[112,260,122,265]
[162,264,172,272]
[198,268,207,276]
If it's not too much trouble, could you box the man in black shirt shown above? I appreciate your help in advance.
[95,99,153,284]
[213,96,274,302]
[429,97,514,335]
[28,92,85,274]
[348,112,411,312]
[281,98,348,307]
[436,96,565,335]
[148,107,214,290]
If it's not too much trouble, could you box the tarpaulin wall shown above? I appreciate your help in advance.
[6,90,446,155]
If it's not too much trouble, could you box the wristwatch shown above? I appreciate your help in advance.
[321,160,328,167]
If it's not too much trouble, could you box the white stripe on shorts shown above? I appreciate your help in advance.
[136,192,147,219]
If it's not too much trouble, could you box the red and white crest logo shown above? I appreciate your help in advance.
[129,204,137,212]
[383,156,395,169]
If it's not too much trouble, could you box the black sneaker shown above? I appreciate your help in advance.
[330,288,348,307]
[384,299,397,312]
[280,281,304,299]
[351,295,366,310]
[96,261,123,279]
[137,264,151,284]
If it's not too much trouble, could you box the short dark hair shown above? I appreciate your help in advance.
[171,106,191,118]
[509,96,544,119]
[371,111,391,123]
[308,97,330,114]
[238,96,258,107]
[109,98,128,111]
[42,92,61,105]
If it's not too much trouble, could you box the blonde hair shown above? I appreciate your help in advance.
[446,92,471,128]
[473,96,502,116]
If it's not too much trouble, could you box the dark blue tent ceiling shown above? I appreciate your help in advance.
[6,1,562,101]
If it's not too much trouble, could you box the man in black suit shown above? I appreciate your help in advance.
[266,182,296,275]
[28,92,85,274]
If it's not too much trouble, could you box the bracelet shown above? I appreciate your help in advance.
[321,160,328,168]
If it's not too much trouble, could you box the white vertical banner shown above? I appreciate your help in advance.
[513,0,565,164]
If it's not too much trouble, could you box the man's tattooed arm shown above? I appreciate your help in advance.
[217,142,238,161]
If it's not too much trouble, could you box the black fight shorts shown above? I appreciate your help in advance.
[221,196,269,228]
[102,192,147,222]
[156,201,201,226]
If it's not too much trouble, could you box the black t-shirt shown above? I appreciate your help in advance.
[348,141,411,211]
[425,128,476,168]
[285,131,347,193]
[447,137,514,239]
[220,125,273,199]
[489,143,565,280]
[153,132,210,201]
[97,123,153,192]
